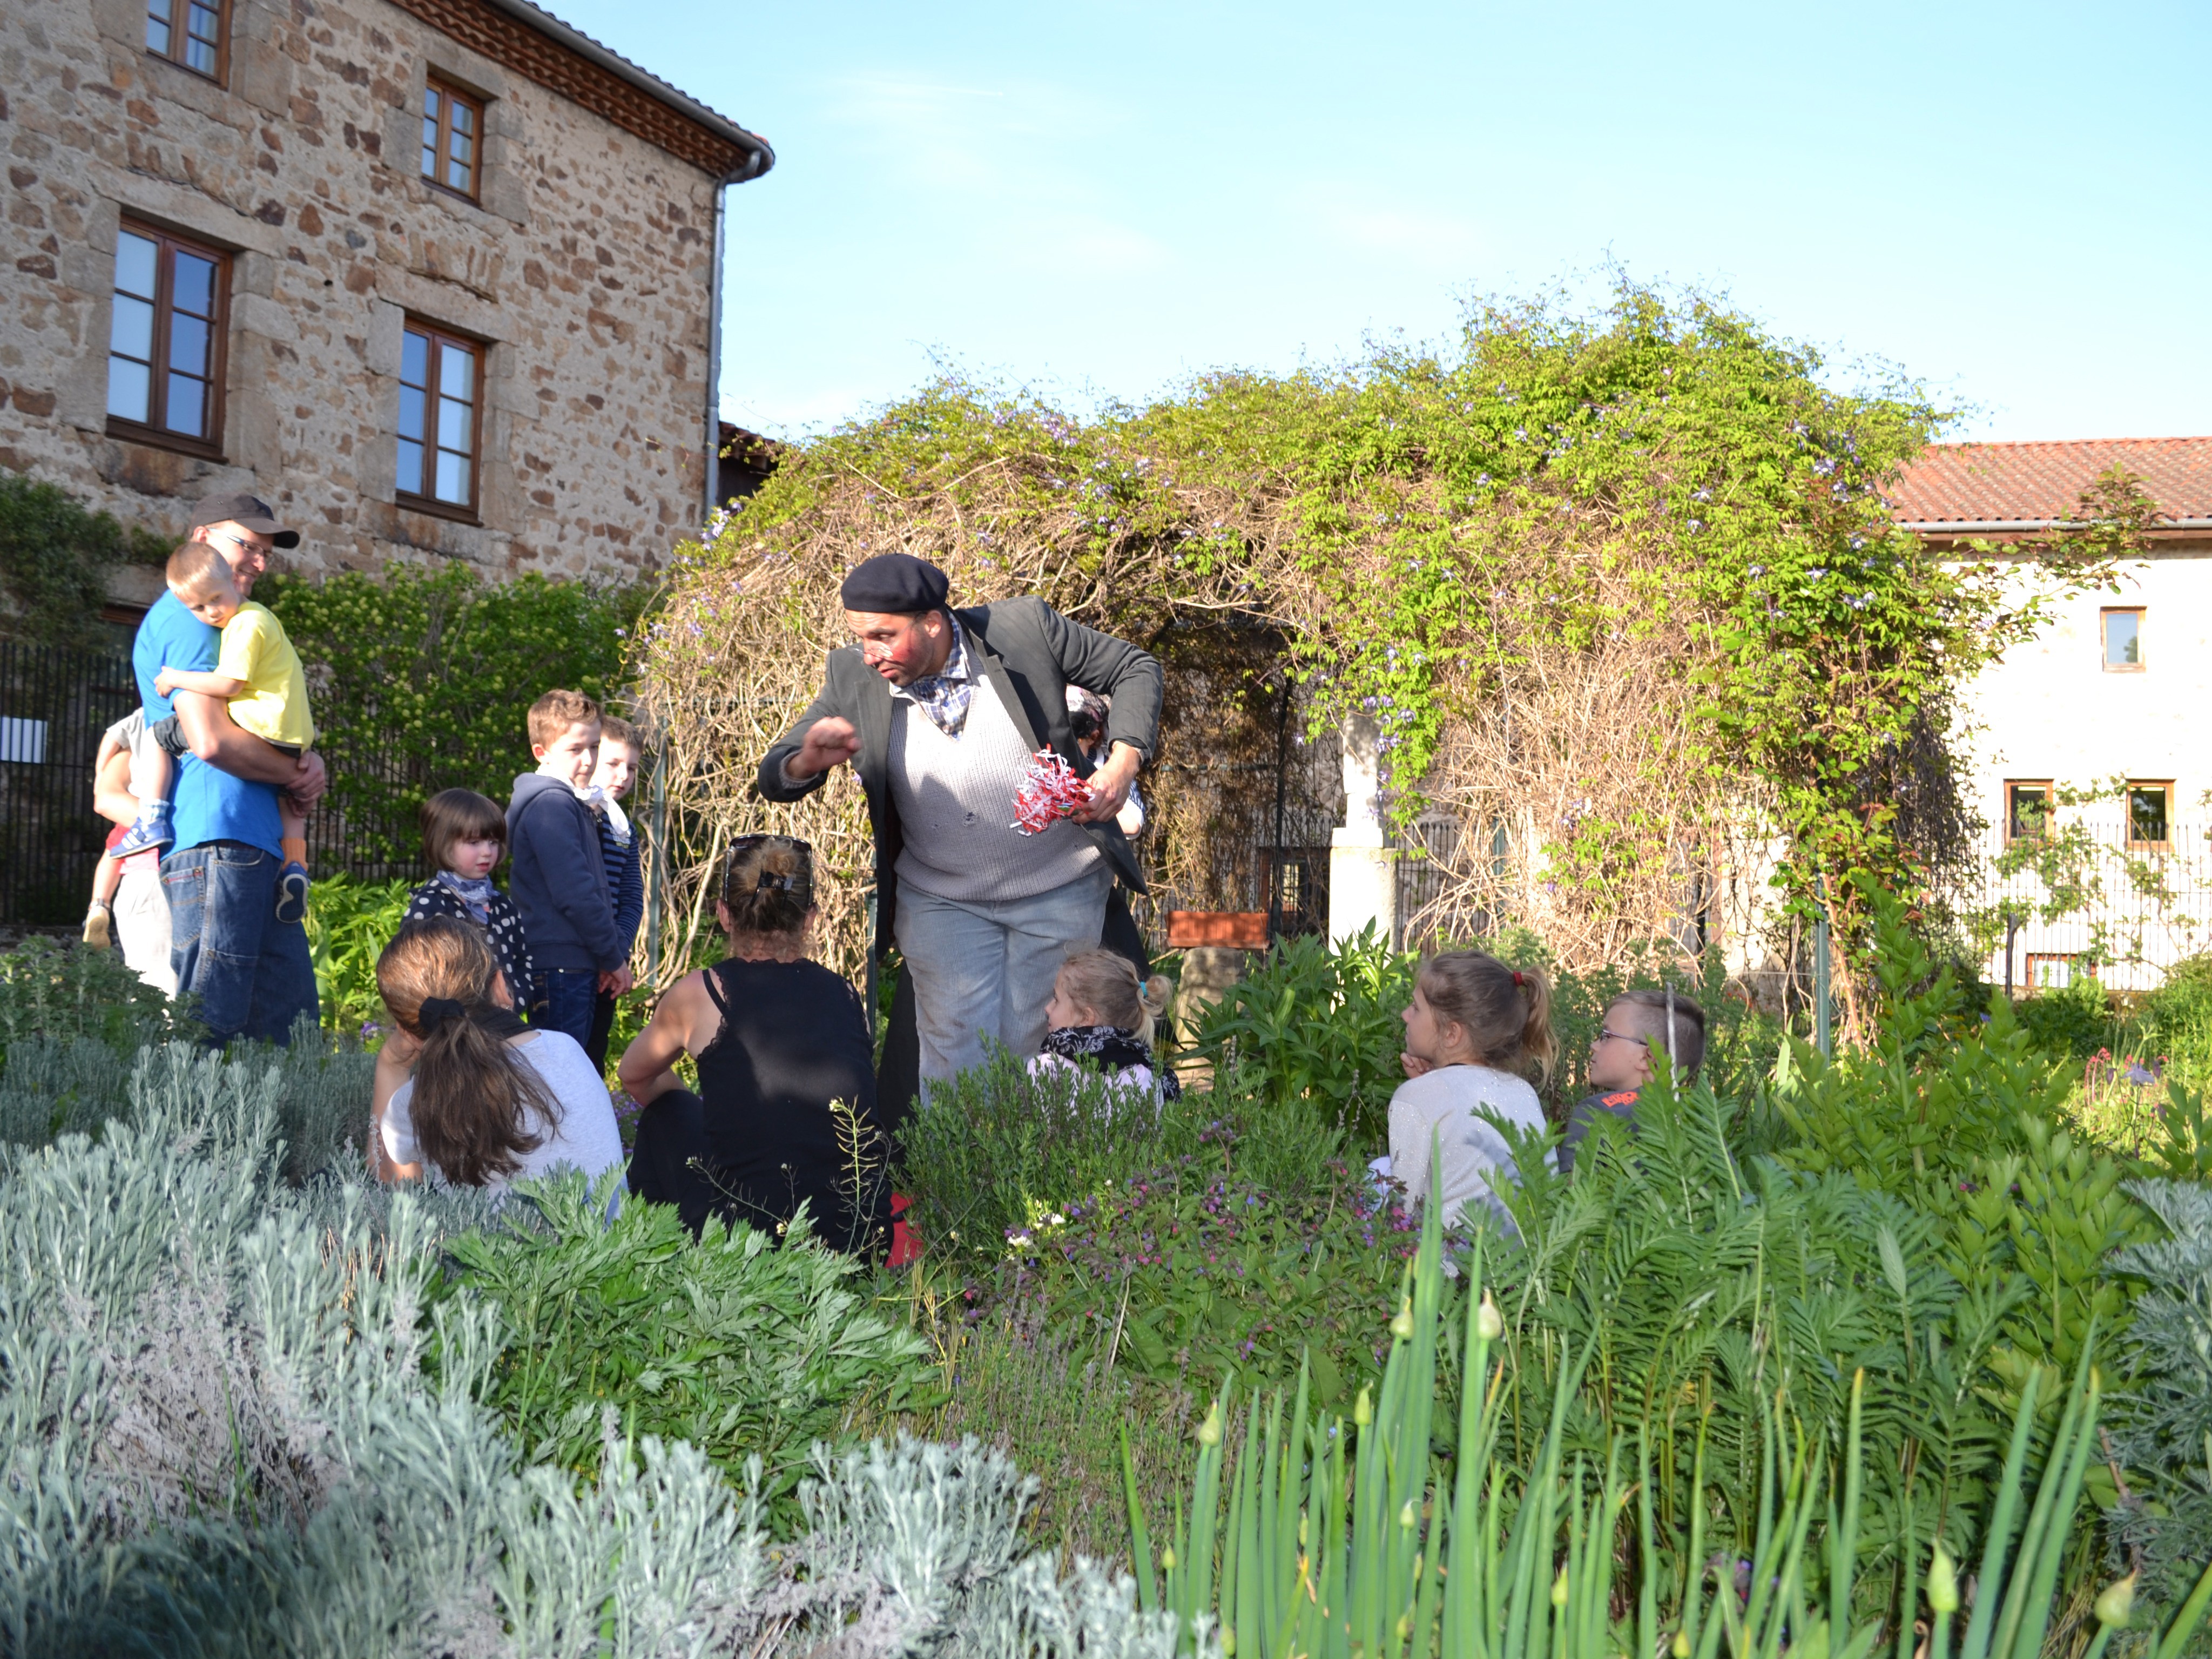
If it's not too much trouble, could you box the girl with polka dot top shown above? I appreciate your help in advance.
[402,788,535,1010]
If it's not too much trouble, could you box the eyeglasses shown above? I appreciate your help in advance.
[1594,1027,1637,1046]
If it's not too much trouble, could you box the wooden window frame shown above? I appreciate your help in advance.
[105,220,230,461]
[2126,779,2174,849]
[144,0,228,82]
[421,77,486,203]
[395,319,485,524]
[2004,779,2053,845]
[2102,607,2145,672]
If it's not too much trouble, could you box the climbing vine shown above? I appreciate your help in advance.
[632,284,2142,1014]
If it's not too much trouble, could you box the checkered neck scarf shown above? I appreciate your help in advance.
[891,613,975,738]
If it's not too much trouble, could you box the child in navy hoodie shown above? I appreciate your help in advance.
[507,689,630,1051]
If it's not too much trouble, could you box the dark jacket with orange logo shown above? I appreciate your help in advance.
[1556,1089,1639,1176]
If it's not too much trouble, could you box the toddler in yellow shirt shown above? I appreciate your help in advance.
[116,541,317,921]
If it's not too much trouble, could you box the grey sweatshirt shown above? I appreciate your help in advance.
[507,773,623,973]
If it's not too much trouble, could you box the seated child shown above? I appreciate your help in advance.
[402,788,535,1009]
[583,716,645,1073]
[118,542,315,921]
[372,915,623,1196]
[1384,950,1554,1233]
[1555,989,1707,1176]
[1029,947,1182,1103]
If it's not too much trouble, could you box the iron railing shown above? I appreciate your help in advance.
[0,640,141,926]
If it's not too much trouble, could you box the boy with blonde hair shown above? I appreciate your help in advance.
[118,540,316,920]
[507,689,630,1051]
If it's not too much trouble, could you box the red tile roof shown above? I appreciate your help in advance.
[1885,437,2212,528]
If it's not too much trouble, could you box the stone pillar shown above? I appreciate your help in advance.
[1328,714,1396,947]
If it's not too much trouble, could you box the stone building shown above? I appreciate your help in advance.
[0,0,771,610]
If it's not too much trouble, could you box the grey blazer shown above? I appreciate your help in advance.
[756,597,1163,953]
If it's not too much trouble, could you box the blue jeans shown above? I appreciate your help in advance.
[162,840,319,1045]
[532,968,599,1053]
[894,860,1112,1091]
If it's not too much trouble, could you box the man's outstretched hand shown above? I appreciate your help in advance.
[1075,743,1142,824]
[790,717,862,781]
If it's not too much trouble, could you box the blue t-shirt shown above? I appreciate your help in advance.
[132,590,285,857]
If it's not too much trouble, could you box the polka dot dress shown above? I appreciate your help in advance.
[404,881,537,1006]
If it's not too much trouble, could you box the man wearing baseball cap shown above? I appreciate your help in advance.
[130,489,327,1042]
[758,552,1161,1097]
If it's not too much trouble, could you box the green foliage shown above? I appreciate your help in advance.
[2017,970,2113,1063]
[1190,924,1778,1131]
[1139,1206,2189,1659]
[1188,926,1413,1144]
[1005,1154,1432,1407]
[442,1172,938,1532]
[0,1020,371,1183]
[302,874,412,1034]
[0,467,166,648]
[262,563,644,871]
[0,933,181,1061]
[898,1044,1217,1265]
[2109,1181,2212,1656]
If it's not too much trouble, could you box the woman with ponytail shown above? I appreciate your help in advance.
[374,916,624,1191]
[618,835,892,1256]
[1382,949,1554,1235]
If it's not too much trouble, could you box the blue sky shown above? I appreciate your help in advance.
[555,0,2211,444]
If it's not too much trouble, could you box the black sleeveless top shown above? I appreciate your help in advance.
[693,956,891,1255]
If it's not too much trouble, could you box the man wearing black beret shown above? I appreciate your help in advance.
[758,554,1162,1096]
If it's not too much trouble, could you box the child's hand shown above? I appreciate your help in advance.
[1400,1051,1434,1080]
[153,667,179,698]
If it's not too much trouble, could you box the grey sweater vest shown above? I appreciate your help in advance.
[888,676,1102,902]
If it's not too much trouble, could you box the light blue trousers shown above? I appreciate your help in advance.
[895,860,1112,1092]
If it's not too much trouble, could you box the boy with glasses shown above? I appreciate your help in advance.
[1557,989,1707,1176]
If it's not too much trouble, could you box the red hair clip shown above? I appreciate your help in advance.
[1510,970,1525,989]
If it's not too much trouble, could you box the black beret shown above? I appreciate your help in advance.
[840,553,949,615]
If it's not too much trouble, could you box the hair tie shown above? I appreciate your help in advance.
[1510,970,1525,989]
[419,996,466,1031]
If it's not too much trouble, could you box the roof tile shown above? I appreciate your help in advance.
[1884,437,2212,526]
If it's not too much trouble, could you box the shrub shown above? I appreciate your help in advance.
[0,1038,1180,1657]
[0,1023,371,1182]
[899,1044,1216,1265]
[0,933,179,1061]
[262,564,645,873]
[441,1172,940,1533]
[302,873,413,1034]
[0,467,167,648]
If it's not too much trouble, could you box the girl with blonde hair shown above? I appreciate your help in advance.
[1030,947,1180,1103]
[1384,949,1555,1233]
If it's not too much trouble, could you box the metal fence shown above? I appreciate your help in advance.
[1950,814,2212,993]
[0,640,433,926]
[0,640,141,926]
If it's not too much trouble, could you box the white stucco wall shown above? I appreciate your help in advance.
[1953,542,2212,988]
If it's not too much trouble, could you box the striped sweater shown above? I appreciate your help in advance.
[598,808,644,958]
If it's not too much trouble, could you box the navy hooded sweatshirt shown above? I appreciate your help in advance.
[507,773,624,973]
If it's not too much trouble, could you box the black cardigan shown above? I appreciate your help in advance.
[403,880,537,1006]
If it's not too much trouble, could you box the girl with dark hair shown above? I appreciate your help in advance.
[400,788,534,1006]
[618,836,892,1256]
[373,916,623,1192]
[1382,949,1555,1234]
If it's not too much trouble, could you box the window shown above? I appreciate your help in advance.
[421,80,483,199]
[2005,780,2053,843]
[2026,953,2092,992]
[2103,608,2144,671]
[145,0,225,78]
[2128,781,2173,847]
[107,224,227,453]
[397,322,481,515]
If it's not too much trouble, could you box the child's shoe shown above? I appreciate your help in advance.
[111,805,173,857]
[82,901,113,950]
[274,861,310,924]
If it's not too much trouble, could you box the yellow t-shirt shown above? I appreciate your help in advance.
[215,601,315,749]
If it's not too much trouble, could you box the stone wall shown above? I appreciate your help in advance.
[0,0,728,591]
